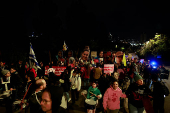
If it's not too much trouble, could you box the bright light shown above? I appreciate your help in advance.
[151,61,157,66]
[153,66,157,69]
[146,41,149,44]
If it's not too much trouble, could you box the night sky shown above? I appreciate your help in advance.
[1,0,170,48]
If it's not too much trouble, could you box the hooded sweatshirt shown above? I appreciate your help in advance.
[103,86,126,110]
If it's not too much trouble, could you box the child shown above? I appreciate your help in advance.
[103,80,126,113]
[70,70,81,104]
[85,81,102,113]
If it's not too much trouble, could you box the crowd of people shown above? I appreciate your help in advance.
[0,46,169,113]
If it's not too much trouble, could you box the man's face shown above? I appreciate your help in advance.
[82,51,89,61]
[99,51,103,58]
[41,91,52,113]
[10,68,16,74]
[136,79,143,86]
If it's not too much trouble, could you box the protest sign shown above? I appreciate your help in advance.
[104,64,114,74]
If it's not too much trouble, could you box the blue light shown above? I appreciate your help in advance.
[151,61,157,66]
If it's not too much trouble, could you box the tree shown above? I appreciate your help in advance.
[139,34,170,61]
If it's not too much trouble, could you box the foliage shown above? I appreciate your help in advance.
[139,34,170,59]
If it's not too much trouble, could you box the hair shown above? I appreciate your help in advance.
[110,79,119,86]
[42,86,64,113]
[35,79,46,89]
[151,74,158,81]
[10,67,17,71]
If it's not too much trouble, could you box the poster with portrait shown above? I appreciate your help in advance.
[91,51,97,59]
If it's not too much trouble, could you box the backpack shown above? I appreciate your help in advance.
[160,81,169,96]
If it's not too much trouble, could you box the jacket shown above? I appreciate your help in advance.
[87,86,102,101]
[70,74,81,91]
[103,86,126,110]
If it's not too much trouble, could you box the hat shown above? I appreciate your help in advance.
[115,51,124,56]
[134,73,143,82]
[1,70,10,76]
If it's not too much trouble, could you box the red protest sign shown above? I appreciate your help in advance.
[45,66,66,76]
[104,64,114,74]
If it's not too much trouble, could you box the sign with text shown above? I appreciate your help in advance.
[45,66,66,76]
[104,64,114,74]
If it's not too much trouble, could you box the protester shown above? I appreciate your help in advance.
[81,64,90,89]
[126,73,152,113]
[60,69,71,109]
[28,79,46,113]
[40,86,67,113]
[24,71,36,100]
[79,49,90,65]
[151,74,165,113]
[37,62,45,79]
[0,69,15,113]
[92,63,102,83]
[84,81,102,113]
[98,73,110,112]
[10,67,23,100]
[70,70,81,104]
[103,80,127,113]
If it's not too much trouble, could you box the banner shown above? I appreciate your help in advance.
[104,64,114,74]
[45,66,66,76]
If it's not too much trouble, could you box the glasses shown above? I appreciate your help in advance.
[41,99,51,104]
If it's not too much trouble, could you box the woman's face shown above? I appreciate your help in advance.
[112,82,119,90]
[81,51,89,61]
[40,91,52,113]
[136,79,143,86]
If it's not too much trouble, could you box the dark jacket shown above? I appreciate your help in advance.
[126,82,152,108]
[29,91,43,113]
[10,71,23,89]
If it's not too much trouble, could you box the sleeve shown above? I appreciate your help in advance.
[97,89,102,99]
[87,87,92,99]
[69,69,74,80]
[103,89,109,110]
[77,77,81,91]
[120,90,127,98]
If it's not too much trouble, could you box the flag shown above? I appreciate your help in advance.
[63,41,67,51]
[29,43,41,69]
[123,53,127,66]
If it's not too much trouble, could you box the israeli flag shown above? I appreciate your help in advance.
[29,43,41,69]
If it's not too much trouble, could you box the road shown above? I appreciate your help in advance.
[162,66,170,113]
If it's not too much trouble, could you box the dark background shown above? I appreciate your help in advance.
[1,0,170,64]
